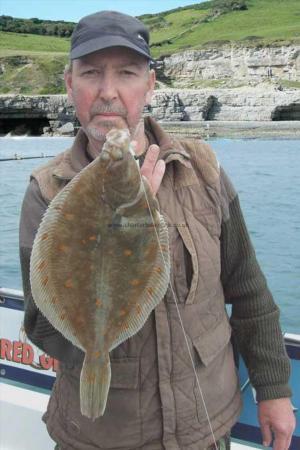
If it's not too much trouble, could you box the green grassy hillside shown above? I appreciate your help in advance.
[0,31,69,53]
[147,0,300,57]
[0,0,299,94]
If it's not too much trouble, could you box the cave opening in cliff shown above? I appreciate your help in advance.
[271,103,300,121]
[0,117,50,136]
[205,96,222,120]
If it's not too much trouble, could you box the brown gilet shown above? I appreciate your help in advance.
[31,116,242,450]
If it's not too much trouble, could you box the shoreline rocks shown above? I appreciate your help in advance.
[0,87,299,137]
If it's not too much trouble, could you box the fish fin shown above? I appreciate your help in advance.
[80,353,111,420]
[111,212,170,350]
[29,242,84,351]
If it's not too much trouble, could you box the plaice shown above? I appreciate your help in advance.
[30,128,170,419]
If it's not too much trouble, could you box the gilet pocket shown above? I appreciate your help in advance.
[65,357,142,449]
[164,214,198,305]
[192,319,234,424]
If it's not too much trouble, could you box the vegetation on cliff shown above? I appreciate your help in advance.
[0,0,299,94]
[0,15,74,37]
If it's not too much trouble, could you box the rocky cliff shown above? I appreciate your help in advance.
[0,95,74,135]
[0,86,299,136]
[161,44,300,87]
[150,87,300,121]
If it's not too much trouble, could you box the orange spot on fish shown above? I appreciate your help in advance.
[89,235,97,241]
[64,279,73,289]
[42,276,49,286]
[38,260,46,271]
[58,243,69,253]
[64,213,74,220]
[124,249,132,256]
[154,266,162,274]
[145,244,156,257]
[95,298,102,307]
[136,304,142,314]
[52,297,58,304]
[147,287,154,296]
[94,351,101,359]
[129,279,141,286]
[60,313,66,320]
[41,233,48,241]
[81,239,87,245]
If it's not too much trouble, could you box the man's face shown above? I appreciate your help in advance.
[65,47,155,146]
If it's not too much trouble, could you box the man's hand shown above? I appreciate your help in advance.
[258,398,296,450]
[140,144,165,195]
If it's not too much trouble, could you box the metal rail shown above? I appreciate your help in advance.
[0,155,54,162]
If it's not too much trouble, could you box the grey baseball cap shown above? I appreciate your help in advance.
[70,10,154,61]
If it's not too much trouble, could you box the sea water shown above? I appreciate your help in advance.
[0,136,299,333]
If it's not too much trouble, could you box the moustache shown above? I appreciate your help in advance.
[91,103,127,118]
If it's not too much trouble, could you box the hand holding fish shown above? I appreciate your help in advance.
[140,144,166,196]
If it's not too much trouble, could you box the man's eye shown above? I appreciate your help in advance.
[121,70,136,76]
[83,69,98,75]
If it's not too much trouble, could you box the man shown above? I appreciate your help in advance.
[19,10,295,450]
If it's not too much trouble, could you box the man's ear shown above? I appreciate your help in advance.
[64,70,74,105]
[145,69,156,105]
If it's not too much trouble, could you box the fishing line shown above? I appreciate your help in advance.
[135,158,219,450]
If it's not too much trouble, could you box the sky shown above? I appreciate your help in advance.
[0,0,207,22]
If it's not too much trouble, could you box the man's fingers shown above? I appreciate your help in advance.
[150,159,165,195]
[261,421,294,450]
[258,398,296,450]
[285,433,293,450]
[140,144,160,177]
[140,145,165,195]
[273,431,289,450]
[261,422,272,447]
[273,422,295,450]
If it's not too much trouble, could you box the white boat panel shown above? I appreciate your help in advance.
[0,383,55,450]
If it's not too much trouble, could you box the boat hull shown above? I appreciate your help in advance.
[1,288,299,449]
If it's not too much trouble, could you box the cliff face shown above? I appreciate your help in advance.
[0,95,74,135]
[162,45,300,87]
[0,87,299,136]
[151,88,300,121]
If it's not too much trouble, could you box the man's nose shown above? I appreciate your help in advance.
[98,74,118,101]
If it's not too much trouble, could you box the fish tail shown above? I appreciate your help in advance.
[80,353,111,420]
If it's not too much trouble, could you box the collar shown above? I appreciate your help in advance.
[144,116,192,168]
[53,117,192,181]
[53,128,92,180]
